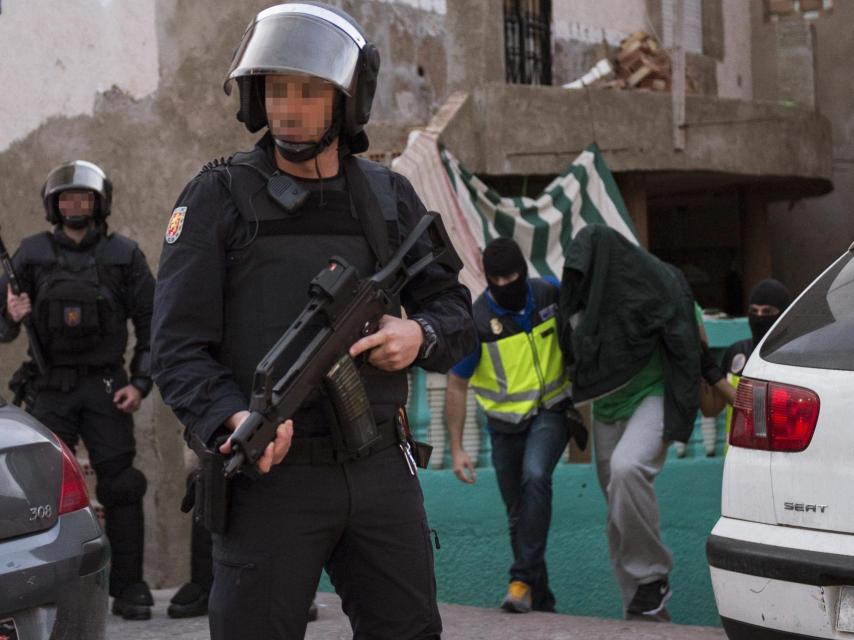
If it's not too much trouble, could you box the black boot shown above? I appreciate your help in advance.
[168,582,209,618]
[112,581,153,620]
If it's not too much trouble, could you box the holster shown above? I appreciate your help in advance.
[187,434,231,535]
[9,361,39,408]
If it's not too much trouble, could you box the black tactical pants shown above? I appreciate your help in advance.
[30,368,145,598]
[208,444,442,640]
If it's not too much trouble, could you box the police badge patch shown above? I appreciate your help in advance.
[539,303,558,321]
[64,306,82,327]
[731,352,747,375]
[165,207,187,244]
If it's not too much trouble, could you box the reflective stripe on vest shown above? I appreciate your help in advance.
[469,316,571,424]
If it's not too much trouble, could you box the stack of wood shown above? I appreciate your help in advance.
[609,31,671,92]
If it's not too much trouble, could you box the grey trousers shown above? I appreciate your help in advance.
[593,395,673,610]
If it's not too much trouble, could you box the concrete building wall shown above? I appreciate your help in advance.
[0,1,160,152]
[751,1,854,294]
[715,0,752,100]
[550,0,752,99]
[550,0,647,87]
[552,0,649,45]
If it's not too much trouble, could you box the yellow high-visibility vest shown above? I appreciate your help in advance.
[469,316,571,424]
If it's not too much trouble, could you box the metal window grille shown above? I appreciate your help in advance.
[504,0,552,85]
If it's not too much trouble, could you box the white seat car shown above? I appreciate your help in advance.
[707,244,854,639]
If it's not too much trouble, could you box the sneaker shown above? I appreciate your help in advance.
[308,600,319,622]
[168,582,209,618]
[501,580,532,613]
[627,578,672,617]
[112,581,153,621]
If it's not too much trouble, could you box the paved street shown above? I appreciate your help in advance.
[107,589,725,640]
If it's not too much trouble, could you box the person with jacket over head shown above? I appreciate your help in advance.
[150,4,475,639]
[558,224,701,620]
[445,237,581,614]
[0,160,156,620]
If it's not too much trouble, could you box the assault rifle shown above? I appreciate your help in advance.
[0,227,48,379]
[223,211,460,478]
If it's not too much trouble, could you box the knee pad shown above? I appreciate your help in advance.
[96,465,147,507]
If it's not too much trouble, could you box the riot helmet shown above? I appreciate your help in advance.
[224,2,381,158]
[41,160,112,225]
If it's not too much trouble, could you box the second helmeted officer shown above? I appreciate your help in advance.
[0,160,155,619]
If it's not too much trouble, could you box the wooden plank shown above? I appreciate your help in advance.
[627,65,653,87]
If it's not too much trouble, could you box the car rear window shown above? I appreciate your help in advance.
[761,251,854,370]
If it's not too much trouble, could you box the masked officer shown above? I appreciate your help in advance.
[444,238,574,614]
[719,278,791,431]
[150,4,476,639]
[0,161,155,620]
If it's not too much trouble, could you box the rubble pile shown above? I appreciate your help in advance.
[610,31,672,92]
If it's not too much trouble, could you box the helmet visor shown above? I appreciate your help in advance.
[43,161,107,199]
[224,5,363,97]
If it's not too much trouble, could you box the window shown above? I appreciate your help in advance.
[761,251,854,371]
[504,0,552,86]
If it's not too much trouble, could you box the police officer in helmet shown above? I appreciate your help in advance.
[151,3,475,639]
[0,160,156,620]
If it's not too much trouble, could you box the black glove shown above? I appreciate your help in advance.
[700,342,724,386]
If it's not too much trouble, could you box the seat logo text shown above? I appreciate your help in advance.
[784,502,828,513]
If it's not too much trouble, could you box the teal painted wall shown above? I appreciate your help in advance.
[320,456,724,627]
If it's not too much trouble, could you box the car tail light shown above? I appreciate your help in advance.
[730,378,820,452]
[57,438,90,515]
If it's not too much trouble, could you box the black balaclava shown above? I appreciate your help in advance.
[748,278,792,343]
[483,238,529,312]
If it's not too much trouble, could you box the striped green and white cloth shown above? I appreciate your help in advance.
[392,131,637,292]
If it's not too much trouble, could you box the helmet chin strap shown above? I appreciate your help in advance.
[60,215,92,230]
[273,116,342,163]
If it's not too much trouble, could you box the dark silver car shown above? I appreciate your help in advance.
[0,395,109,639]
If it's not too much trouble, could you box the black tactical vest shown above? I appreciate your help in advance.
[23,231,135,367]
[211,146,408,437]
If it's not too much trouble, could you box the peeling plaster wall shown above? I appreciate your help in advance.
[0,0,159,152]
[0,0,448,588]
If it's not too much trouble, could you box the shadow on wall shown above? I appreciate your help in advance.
[319,457,724,626]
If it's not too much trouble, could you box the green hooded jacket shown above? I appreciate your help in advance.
[559,224,700,443]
